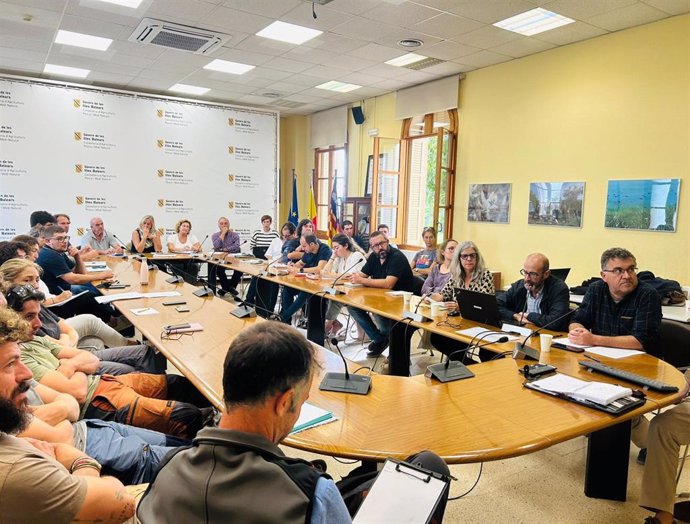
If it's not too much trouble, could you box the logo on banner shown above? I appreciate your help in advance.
[74,132,82,141]
[157,109,164,118]
[76,196,84,205]
[228,201,235,209]
[158,228,164,235]
[228,174,235,182]
[75,164,83,173]
[157,169,164,178]
[73,99,81,108]
[157,140,164,148]
[76,228,84,236]
[228,118,235,126]
[228,146,234,155]
[157,199,165,207]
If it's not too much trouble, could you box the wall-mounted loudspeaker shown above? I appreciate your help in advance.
[351,106,365,125]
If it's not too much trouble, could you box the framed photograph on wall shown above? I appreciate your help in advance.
[528,182,585,227]
[364,154,384,197]
[467,183,511,223]
[605,178,680,232]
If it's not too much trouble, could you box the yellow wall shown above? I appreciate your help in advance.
[279,115,310,224]
[456,14,689,287]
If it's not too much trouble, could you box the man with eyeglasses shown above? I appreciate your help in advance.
[497,253,570,331]
[36,225,114,296]
[568,247,661,350]
[346,230,415,357]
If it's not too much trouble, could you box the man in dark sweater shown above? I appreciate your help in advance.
[346,231,415,357]
[497,253,571,331]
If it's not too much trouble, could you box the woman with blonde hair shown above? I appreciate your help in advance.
[131,214,163,253]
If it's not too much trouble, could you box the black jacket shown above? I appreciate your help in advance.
[497,276,571,331]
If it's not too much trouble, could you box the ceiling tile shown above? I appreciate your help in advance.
[643,0,690,15]
[316,0,382,16]
[281,1,355,30]
[302,33,367,54]
[200,6,274,35]
[586,2,669,31]
[374,28,443,49]
[454,24,522,48]
[361,2,440,27]
[423,39,482,60]
[448,0,544,24]
[259,56,313,74]
[531,21,607,46]
[542,0,638,20]
[417,60,473,75]
[346,42,403,62]
[218,0,301,19]
[456,49,513,68]
[489,37,556,58]
[330,16,400,42]
[232,35,296,57]
[411,13,485,39]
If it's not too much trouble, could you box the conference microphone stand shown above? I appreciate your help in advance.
[512,306,579,361]
[319,337,372,395]
[323,259,365,295]
[426,336,509,383]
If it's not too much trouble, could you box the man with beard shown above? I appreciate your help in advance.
[345,231,415,357]
[497,253,570,331]
[0,306,135,523]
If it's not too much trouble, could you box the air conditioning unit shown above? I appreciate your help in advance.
[129,18,230,55]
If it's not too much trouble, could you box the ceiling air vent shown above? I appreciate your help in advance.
[129,18,230,54]
[274,99,305,109]
[403,57,445,70]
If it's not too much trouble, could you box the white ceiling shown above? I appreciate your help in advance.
[1,0,688,115]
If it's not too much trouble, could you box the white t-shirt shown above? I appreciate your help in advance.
[331,251,366,275]
[167,234,199,252]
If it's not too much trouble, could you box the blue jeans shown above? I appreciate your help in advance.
[347,307,390,343]
[83,419,188,485]
[280,287,308,323]
[95,345,167,375]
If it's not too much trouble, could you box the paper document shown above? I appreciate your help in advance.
[95,291,182,304]
[353,460,448,524]
[291,403,335,434]
[45,290,88,308]
[528,373,632,405]
[84,262,108,272]
[130,307,159,316]
[552,337,589,349]
[502,323,533,337]
[583,347,645,360]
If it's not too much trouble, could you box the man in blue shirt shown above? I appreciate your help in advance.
[279,234,332,325]
[137,322,352,523]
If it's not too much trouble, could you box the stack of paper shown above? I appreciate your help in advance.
[529,374,632,406]
[291,403,336,434]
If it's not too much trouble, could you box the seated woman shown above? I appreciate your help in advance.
[430,240,495,361]
[131,214,163,254]
[0,259,164,375]
[321,234,367,337]
[418,239,456,350]
[167,219,201,253]
[411,227,438,278]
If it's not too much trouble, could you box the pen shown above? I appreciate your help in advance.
[583,353,601,363]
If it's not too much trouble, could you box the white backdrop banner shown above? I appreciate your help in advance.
[0,77,278,247]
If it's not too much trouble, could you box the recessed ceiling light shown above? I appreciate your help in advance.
[44,64,90,78]
[94,0,144,7]
[204,59,255,75]
[55,30,113,51]
[493,8,574,36]
[315,81,361,93]
[169,84,210,95]
[398,38,423,48]
[256,21,322,45]
[385,53,427,67]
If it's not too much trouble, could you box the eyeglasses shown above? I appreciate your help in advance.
[602,266,637,276]
[459,253,477,260]
[520,269,543,278]
[50,235,70,242]
[370,240,388,250]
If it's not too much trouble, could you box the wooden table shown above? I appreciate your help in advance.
[103,257,689,501]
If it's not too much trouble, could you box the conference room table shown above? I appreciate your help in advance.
[101,255,688,502]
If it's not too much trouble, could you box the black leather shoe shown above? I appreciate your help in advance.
[367,339,389,357]
[637,448,647,465]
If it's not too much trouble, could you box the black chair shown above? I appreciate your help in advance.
[649,319,690,369]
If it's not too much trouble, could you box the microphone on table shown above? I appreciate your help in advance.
[402,292,433,323]
[164,263,185,284]
[426,336,509,383]
[319,337,372,395]
[260,255,287,277]
[112,234,129,258]
[512,306,579,360]
[323,259,365,295]
[163,262,214,298]
[192,235,209,257]
[224,240,247,263]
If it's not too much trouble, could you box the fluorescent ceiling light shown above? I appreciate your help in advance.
[385,53,426,67]
[55,30,113,51]
[169,84,210,95]
[93,0,144,7]
[493,8,574,36]
[44,64,90,78]
[204,59,255,75]
[315,81,361,93]
[256,21,322,45]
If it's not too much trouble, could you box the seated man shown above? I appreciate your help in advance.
[0,240,30,266]
[0,306,135,523]
[55,213,98,261]
[210,216,242,297]
[80,216,124,255]
[568,247,662,350]
[7,286,211,439]
[137,322,450,523]
[377,223,397,249]
[346,231,415,357]
[280,234,332,324]
[341,219,367,254]
[497,252,571,331]
[21,379,188,485]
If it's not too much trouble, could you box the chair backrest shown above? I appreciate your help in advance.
[412,276,424,295]
[650,319,690,369]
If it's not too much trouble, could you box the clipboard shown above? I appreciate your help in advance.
[353,459,450,524]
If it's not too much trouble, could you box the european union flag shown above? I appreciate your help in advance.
[288,173,299,226]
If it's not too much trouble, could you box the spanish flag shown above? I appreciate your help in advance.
[308,180,317,228]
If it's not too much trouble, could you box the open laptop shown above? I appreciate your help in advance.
[550,268,571,282]
[456,289,502,327]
